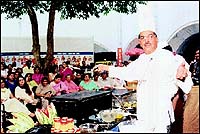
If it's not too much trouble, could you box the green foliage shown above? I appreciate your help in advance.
[58,1,147,20]
[1,1,50,19]
[1,1,147,20]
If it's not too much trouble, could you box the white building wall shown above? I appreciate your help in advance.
[151,1,199,42]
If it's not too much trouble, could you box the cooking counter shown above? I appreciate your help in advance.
[50,89,136,125]
[50,90,112,125]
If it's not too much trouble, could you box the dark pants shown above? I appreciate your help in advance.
[170,89,185,133]
[26,103,36,113]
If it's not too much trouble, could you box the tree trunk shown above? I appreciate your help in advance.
[25,2,41,67]
[44,0,56,73]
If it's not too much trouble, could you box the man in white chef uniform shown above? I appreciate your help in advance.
[97,27,193,133]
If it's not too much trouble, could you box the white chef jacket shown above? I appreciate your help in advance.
[109,48,193,132]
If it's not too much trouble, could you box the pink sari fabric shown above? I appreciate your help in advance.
[64,80,80,93]
[60,68,73,81]
[50,81,69,96]
[32,73,44,85]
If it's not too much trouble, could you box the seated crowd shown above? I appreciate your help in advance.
[1,58,127,118]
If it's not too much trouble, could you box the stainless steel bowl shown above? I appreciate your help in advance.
[79,123,98,133]
[99,109,124,123]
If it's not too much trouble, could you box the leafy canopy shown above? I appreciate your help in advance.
[1,1,147,20]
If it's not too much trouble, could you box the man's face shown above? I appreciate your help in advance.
[66,75,71,82]
[55,77,61,84]
[84,75,90,81]
[34,68,40,73]
[101,73,107,80]
[138,30,158,54]
[76,73,81,78]
[9,74,15,81]
[62,63,67,68]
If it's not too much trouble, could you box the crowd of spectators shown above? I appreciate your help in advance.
[1,47,198,118]
[1,57,127,118]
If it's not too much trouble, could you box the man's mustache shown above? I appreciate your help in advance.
[144,42,151,46]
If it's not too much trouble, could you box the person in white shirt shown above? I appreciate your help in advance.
[15,76,34,105]
[97,29,193,133]
[1,63,8,79]
[1,77,35,117]
[97,71,115,90]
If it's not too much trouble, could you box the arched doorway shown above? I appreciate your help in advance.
[176,33,199,64]
[167,20,199,64]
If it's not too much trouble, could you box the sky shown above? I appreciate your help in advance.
[1,1,199,52]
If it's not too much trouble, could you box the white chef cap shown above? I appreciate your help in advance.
[137,3,156,33]
[138,24,156,33]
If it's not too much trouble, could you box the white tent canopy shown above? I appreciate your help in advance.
[1,37,94,53]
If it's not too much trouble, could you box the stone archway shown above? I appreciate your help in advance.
[167,20,199,64]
